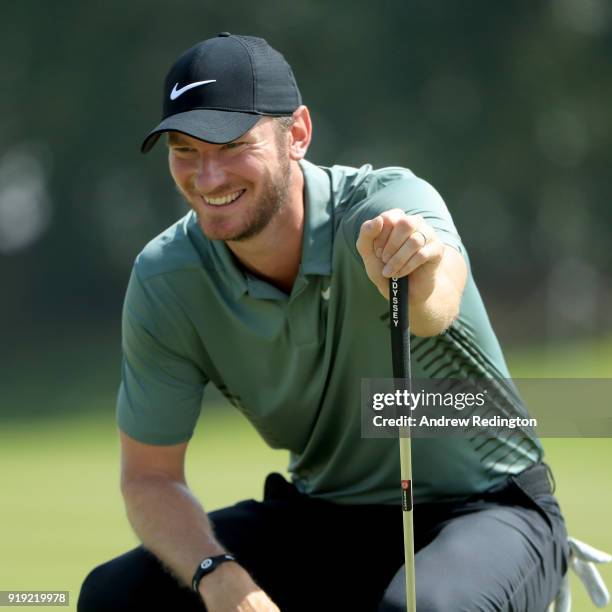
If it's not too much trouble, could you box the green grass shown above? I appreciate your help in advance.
[1,335,611,610]
[507,335,612,378]
[508,338,612,609]
[0,408,287,610]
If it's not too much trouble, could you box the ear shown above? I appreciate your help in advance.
[288,105,312,161]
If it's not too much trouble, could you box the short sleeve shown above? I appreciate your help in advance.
[116,268,207,445]
[341,173,467,262]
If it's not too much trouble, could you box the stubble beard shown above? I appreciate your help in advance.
[230,148,292,242]
[179,144,293,243]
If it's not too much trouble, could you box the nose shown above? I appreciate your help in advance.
[194,153,228,194]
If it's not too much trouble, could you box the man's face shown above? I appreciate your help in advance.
[167,118,291,242]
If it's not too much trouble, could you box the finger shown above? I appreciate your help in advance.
[373,211,402,259]
[356,216,384,258]
[381,237,418,278]
[380,216,422,263]
[383,241,443,278]
[244,591,281,611]
[381,227,427,273]
[372,209,410,259]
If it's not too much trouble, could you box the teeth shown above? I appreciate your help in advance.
[204,190,243,206]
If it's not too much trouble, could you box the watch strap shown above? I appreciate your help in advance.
[192,553,237,592]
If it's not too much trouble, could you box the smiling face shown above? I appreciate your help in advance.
[167,117,292,242]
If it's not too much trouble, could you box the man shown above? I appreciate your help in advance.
[78,33,568,611]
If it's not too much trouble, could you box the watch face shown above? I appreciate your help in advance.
[201,559,214,570]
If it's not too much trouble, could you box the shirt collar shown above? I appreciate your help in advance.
[299,159,333,277]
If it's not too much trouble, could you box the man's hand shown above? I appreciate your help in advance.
[356,209,444,302]
[199,562,280,612]
[356,209,467,336]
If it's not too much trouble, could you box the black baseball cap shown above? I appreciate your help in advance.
[141,32,302,153]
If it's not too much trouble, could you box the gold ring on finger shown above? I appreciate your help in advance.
[413,230,427,245]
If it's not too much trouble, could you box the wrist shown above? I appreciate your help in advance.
[192,553,237,593]
[197,561,253,605]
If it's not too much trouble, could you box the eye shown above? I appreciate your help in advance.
[171,146,197,157]
[222,141,246,150]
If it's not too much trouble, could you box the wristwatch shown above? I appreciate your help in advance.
[192,553,237,592]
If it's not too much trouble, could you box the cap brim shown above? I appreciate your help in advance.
[140,109,262,153]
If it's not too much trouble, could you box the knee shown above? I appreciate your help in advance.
[77,561,116,612]
[379,589,451,612]
[78,549,205,612]
[377,574,466,612]
[415,589,455,612]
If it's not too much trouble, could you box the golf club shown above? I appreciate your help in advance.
[389,275,416,612]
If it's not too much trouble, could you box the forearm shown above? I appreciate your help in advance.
[409,246,466,337]
[121,474,276,610]
[121,475,226,587]
[410,269,461,336]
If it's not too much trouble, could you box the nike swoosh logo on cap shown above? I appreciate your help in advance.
[170,80,217,100]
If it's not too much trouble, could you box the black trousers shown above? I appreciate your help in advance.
[78,463,568,612]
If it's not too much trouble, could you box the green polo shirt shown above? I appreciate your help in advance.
[117,160,541,505]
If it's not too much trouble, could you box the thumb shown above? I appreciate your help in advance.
[357,215,385,259]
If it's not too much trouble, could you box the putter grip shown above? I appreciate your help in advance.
[389,276,410,380]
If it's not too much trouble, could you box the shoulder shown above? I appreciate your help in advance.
[125,211,214,335]
[314,161,442,222]
[330,164,449,235]
[319,162,467,264]
[133,211,212,283]
[342,165,443,216]
[305,160,439,221]
[308,161,419,206]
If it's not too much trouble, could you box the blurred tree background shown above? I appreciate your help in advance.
[0,0,611,424]
[2,0,611,342]
[1,0,611,370]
